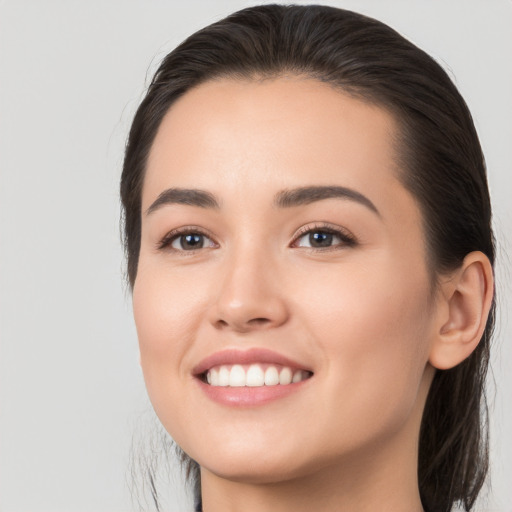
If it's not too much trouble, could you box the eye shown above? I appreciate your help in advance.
[158,228,216,252]
[293,224,356,250]
[171,233,212,250]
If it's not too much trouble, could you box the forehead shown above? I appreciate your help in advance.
[143,76,407,214]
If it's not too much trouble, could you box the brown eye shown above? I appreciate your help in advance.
[308,231,334,247]
[170,233,213,251]
[295,229,354,249]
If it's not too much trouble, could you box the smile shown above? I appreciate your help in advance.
[205,364,312,387]
[194,348,314,406]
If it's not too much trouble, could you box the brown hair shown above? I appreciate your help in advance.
[121,5,495,511]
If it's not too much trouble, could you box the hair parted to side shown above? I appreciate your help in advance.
[121,5,495,512]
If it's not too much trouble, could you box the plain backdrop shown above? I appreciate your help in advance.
[0,1,511,511]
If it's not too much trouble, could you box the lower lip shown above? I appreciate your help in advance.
[196,378,311,407]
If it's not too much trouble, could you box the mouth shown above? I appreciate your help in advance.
[199,363,313,387]
[193,348,314,405]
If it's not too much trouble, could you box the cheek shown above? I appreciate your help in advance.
[133,259,206,354]
[132,262,203,398]
[132,264,205,440]
[297,253,431,348]
[293,255,432,426]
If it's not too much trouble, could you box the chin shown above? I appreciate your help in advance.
[192,433,339,487]
[200,455,309,485]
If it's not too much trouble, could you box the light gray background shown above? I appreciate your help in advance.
[0,1,510,511]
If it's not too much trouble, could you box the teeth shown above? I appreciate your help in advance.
[205,364,311,387]
[264,366,279,386]
[292,370,303,383]
[218,366,230,386]
[279,367,292,385]
[209,368,219,386]
[246,364,265,387]
[230,365,246,387]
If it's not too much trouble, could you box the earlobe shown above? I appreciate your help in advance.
[429,251,494,370]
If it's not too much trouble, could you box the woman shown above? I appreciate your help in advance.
[121,5,495,512]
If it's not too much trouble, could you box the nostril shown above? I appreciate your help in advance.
[215,319,229,329]
[248,318,271,326]
[214,317,272,331]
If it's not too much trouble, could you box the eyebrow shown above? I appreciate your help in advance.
[145,188,220,215]
[274,186,380,215]
[145,185,379,216]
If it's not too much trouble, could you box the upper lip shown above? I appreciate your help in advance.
[192,348,313,376]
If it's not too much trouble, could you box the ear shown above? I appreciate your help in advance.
[429,251,494,370]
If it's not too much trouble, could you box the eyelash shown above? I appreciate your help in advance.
[156,226,217,252]
[291,222,357,251]
[157,223,357,253]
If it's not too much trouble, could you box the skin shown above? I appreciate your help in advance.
[133,76,492,512]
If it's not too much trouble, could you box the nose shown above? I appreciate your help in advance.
[208,248,290,333]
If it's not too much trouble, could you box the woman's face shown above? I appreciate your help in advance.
[133,77,438,483]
